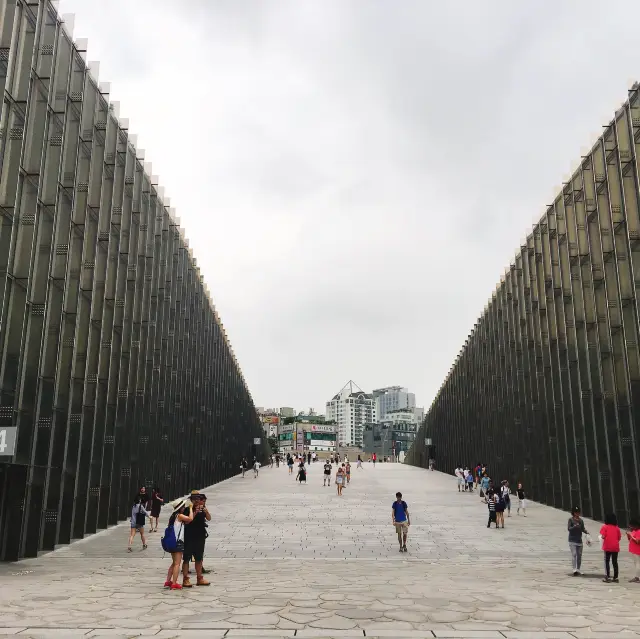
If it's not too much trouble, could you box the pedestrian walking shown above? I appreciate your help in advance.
[240,457,248,478]
[297,463,307,484]
[516,483,527,516]
[287,455,294,474]
[455,467,463,491]
[391,492,410,552]
[626,519,640,582]
[479,473,490,498]
[128,495,151,551]
[336,466,345,496]
[501,481,511,517]
[253,459,261,478]
[465,468,474,492]
[323,459,332,486]
[568,506,590,575]
[149,486,164,532]
[600,513,621,583]
[372,453,377,467]
[487,493,498,529]
[357,455,363,469]
[495,490,505,529]
[345,461,351,484]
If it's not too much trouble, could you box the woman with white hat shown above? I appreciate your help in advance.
[164,498,194,590]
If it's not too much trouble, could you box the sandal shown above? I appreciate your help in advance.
[127,547,132,552]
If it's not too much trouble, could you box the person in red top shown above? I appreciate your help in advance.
[626,519,640,583]
[600,513,622,583]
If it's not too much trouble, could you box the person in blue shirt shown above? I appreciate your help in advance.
[480,474,490,496]
[391,492,410,552]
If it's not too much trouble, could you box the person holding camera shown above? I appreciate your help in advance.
[182,491,211,587]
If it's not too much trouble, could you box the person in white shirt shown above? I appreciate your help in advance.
[455,467,464,492]
[253,460,261,478]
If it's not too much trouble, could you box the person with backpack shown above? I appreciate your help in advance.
[163,498,194,590]
[128,495,152,552]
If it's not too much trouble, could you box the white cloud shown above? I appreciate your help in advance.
[59,0,640,411]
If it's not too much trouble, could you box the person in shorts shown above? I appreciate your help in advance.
[517,483,527,516]
[392,492,410,552]
[323,460,332,486]
[164,498,193,590]
[182,492,211,587]
[128,495,151,552]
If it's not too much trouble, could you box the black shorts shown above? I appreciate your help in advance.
[183,537,205,563]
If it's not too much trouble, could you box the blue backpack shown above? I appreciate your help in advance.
[161,515,182,552]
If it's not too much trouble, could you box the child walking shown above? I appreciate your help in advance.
[487,493,498,529]
[600,513,621,582]
[626,519,640,583]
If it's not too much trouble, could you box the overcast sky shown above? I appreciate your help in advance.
[58,0,640,414]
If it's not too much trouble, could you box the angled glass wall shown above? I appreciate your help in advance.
[409,83,640,527]
[0,0,268,560]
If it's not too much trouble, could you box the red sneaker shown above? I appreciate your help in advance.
[170,583,182,590]
[163,580,171,588]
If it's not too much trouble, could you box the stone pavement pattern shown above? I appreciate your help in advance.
[1,462,639,638]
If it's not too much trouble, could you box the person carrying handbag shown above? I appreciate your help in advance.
[128,495,152,552]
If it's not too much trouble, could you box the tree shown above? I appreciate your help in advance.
[283,416,295,425]
[267,435,279,453]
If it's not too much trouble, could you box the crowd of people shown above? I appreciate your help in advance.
[453,463,640,582]
[282,451,361,495]
[125,454,640,590]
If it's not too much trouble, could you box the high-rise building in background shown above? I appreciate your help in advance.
[325,380,375,447]
[373,386,423,426]
[279,407,295,418]
[409,83,640,526]
[373,386,415,419]
[0,1,265,561]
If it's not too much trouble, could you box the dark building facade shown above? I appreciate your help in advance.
[0,1,268,560]
[408,83,640,527]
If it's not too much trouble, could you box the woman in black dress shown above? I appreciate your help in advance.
[150,487,164,532]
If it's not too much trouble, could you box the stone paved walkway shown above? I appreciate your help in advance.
[1,462,639,638]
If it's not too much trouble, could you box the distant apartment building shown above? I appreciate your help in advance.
[279,407,295,418]
[372,386,423,425]
[325,381,375,447]
[373,386,415,419]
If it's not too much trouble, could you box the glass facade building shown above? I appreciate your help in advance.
[408,84,640,526]
[0,1,267,560]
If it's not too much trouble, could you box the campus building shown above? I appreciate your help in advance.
[0,1,266,560]
[409,83,640,526]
